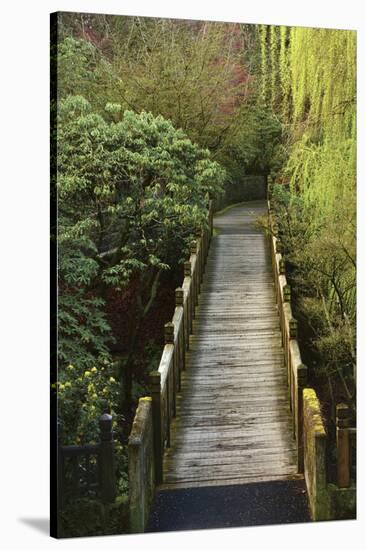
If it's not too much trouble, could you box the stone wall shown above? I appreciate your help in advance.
[128,397,155,533]
[213,175,266,212]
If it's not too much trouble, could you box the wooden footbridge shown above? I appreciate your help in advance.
[128,199,314,531]
[163,202,297,487]
[57,198,355,536]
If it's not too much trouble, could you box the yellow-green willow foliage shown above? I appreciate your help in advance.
[259,25,269,103]
[264,26,356,223]
[260,24,356,228]
[279,26,291,121]
[269,26,280,110]
[262,25,356,387]
[259,24,282,109]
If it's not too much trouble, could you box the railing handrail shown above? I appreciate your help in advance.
[267,195,308,472]
[268,178,355,489]
[58,411,116,509]
[145,198,213,484]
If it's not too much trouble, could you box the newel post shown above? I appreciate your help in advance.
[336,403,351,488]
[175,287,184,307]
[176,287,186,370]
[165,321,176,416]
[190,240,199,307]
[289,318,298,340]
[149,371,163,484]
[190,240,197,255]
[296,363,308,473]
[184,260,193,334]
[283,284,291,303]
[276,240,284,255]
[195,227,204,281]
[99,412,116,503]
[279,258,286,275]
[164,322,174,344]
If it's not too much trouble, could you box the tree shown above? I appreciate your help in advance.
[57,95,225,415]
[56,14,279,184]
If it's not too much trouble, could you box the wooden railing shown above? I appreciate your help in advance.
[268,178,356,519]
[58,412,116,509]
[148,199,213,483]
[267,196,308,472]
[302,388,328,520]
[336,403,356,489]
[128,397,155,532]
[127,199,213,529]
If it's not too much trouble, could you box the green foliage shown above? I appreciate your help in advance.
[58,293,114,372]
[260,25,356,400]
[56,15,277,183]
[259,25,268,103]
[58,495,129,537]
[56,362,119,444]
[57,96,225,274]
[270,184,356,393]
[57,95,225,442]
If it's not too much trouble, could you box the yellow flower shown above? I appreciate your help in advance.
[64,381,72,389]
[109,377,116,384]
[67,365,74,371]
[92,393,98,400]
[84,371,92,378]
[91,367,97,373]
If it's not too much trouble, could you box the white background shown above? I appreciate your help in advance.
[0,0,365,548]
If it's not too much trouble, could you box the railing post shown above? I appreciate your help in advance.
[336,403,351,488]
[209,199,213,239]
[128,397,154,533]
[184,261,191,277]
[190,240,199,308]
[164,322,174,344]
[279,257,286,275]
[184,260,193,334]
[283,284,291,303]
[165,322,176,418]
[195,228,203,282]
[149,371,163,484]
[289,318,298,340]
[296,363,308,473]
[99,412,116,503]
[175,287,185,372]
[175,287,184,306]
[275,240,284,255]
[288,318,298,407]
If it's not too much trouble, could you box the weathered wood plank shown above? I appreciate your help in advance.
[162,202,297,487]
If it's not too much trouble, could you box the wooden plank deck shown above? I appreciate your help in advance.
[162,201,298,489]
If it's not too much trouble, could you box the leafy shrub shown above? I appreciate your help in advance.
[56,96,225,444]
